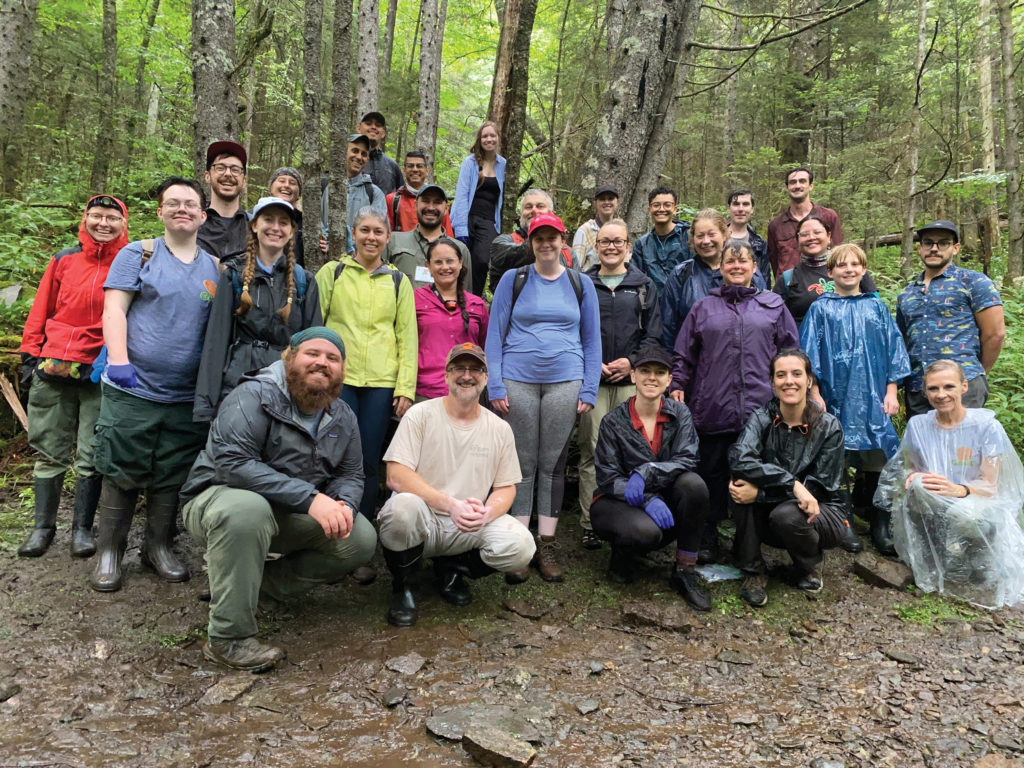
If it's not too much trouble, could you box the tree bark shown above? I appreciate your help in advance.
[899,0,927,279]
[605,0,627,53]
[356,0,380,116]
[0,0,42,196]
[581,0,703,234]
[90,0,118,193]
[497,0,539,231]
[721,12,742,176]
[126,0,161,147]
[191,0,238,179]
[998,0,1021,284]
[382,0,398,79]
[328,0,354,260]
[300,0,325,272]
[778,0,818,165]
[977,0,1000,272]
[487,0,523,134]
[414,0,446,165]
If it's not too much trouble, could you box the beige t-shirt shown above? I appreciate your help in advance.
[383,398,522,514]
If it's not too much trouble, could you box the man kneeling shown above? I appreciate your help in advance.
[180,328,377,671]
[379,343,535,626]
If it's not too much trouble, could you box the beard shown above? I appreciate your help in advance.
[286,363,343,413]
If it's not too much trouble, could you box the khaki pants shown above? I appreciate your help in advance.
[377,492,535,572]
[577,384,634,527]
[27,376,101,479]
[183,485,377,639]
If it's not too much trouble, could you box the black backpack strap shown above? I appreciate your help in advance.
[565,267,583,306]
[504,266,532,343]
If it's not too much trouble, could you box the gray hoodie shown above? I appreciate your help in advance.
[319,173,387,237]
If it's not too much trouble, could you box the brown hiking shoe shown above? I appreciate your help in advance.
[203,636,284,673]
[740,574,768,607]
[533,537,564,583]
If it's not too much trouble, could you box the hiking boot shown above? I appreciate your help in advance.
[606,547,636,585]
[871,507,897,557]
[18,474,65,557]
[89,483,138,592]
[140,490,189,582]
[697,527,719,565]
[796,568,823,593]
[581,529,603,550]
[740,574,768,607]
[351,565,377,585]
[669,567,712,611]
[434,550,494,606]
[203,636,284,673]
[533,536,563,582]
[383,545,423,627]
[70,474,102,558]
[837,521,863,554]
[504,567,530,585]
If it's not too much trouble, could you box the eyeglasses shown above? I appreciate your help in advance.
[596,238,627,247]
[404,162,427,170]
[211,162,245,176]
[85,213,124,224]
[920,239,954,249]
[649,203,675,210]
[447,366,486,376]
[161,199,202,212]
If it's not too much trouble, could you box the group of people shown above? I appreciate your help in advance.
[16,121,1024,672]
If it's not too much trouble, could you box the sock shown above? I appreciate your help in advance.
[676,549,697,569]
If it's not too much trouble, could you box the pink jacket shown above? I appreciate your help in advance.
[414,286,489,398]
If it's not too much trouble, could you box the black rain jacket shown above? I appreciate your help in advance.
[585,263,661,384]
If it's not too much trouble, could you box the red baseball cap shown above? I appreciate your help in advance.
[527,212,566,237]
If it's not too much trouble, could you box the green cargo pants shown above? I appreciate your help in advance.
[27,376,101,479]
[183,485,378,639]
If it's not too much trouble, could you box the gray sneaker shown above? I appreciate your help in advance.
[203,636,285,673]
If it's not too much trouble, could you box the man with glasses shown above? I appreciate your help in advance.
[386,151,454,236]
[897,220,1005,417]
[631,187,692,292]
[376,343,535,627]
[198,140,250,261]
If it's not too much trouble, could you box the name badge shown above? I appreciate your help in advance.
[415,265,434,284]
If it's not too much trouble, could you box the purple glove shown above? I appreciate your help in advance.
[624,472,646,506]
[106,363,138,388]
[456,235,470,246]
[645,498,674,530]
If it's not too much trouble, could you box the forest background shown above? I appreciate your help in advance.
[0,0,1023,442]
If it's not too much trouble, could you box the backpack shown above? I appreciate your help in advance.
[504,265,584,342]
[391,188,405,231]
[334,260,405,328]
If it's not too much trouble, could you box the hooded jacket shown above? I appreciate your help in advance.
[728,398,845,506]
[584,263,661,384]
[365,148,404,195]
[180,359,364,512]
[21,195,130,366]
[319,174,387,235]
[671,285,799,435]
[594,396,699,501]
[193,253,323,423]
[630,220,692,291]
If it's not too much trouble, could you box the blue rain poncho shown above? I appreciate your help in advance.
[874,409,1024,609]
[800,293,911,458]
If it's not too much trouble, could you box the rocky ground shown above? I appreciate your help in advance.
[1,462,1023,767]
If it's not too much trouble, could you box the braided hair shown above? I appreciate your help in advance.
[426,237,470,333]
[235,230,297,325]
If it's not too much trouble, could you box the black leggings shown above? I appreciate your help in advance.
[468,215,497,295]
[697,431,739,523]
[590,472,709,556]
[732,499,847,575]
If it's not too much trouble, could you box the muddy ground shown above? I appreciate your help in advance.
[1,466,1023,768]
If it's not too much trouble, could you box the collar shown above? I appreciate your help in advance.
[782,204,817,222]
[912,262,961,285]
[628,396,671,430]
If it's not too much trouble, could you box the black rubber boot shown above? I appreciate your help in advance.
[140,490,189,582]
[836,489,863,554]
[89,483,138,592]
[871,507,897,557]
[383,544,424,627]
[17,474,65,557]
[70,474,103,558]
[607,546,637,584]
[434,549,495,606]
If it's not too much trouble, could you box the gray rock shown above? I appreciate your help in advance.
[620,602,693,634]
[731,713,760,725]
[853,552,914,590]
[576,700,599,715]
[589,661,606,675]
[503,600,548,620]
[199,675,255,706]
[426,704,542,743]
[462,725,536,768]
[0,680,21,703]
[992,733,1024,753]
[717,648,755,665]
[383,686,406,707]
[385,652,426,675]
[883,649,922,666]
[810,760,845,768]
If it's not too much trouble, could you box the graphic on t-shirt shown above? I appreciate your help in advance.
[808,279,834,296]
[201,280,218,302]
[953,445,974,467]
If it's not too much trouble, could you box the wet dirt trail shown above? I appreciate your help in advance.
[1,514,1023,768]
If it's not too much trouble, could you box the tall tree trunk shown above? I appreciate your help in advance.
[356,0,380,116]
[581,0,703,234]
[328,0,354,259]
[998,0,1021,284]
[126,0,161,147]
[300,0,325,272]
[414,0,446,166]
[487,0,523,133]
[546,0,572,187]
[0,0,42,196]
[497,0,539,231]
[191,0,238,179]
[145,83,160,137]
[778,1,818,165]
[605,0,626,54]
[382,0,398,79]
[977,0,1000,273]
[721,12,742,176]
[899,0,927,278]
[90,0,118,193]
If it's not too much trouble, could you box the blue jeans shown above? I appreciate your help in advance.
[341,385,394,521]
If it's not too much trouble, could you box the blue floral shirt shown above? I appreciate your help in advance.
[896,263,1002,391]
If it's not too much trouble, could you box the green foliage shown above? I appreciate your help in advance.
[892,591,978,626]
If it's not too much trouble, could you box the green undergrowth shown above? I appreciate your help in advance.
[892,590,979,626]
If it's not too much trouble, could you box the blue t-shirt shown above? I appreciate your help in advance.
[896,263,1002,391]
[103,238,220,403]
[484,266,601,403]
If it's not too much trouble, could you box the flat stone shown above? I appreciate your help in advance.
[589,662,606,675]
[383,686,406,707]
[92,639,114,660]
[426,704,542,743]
[992,734,1024,753]
[810,760,845,768]
[853,552,914,590]
[462,725,536,768]
[731,713,760,725]
[717,648,755,665]
[385,652,426,675]
[974,755,1024,768]
[0,680,21,703]
[198,676,255,706]
[503,600,548,620]
[576,700,599,715]
[620,602,693,634]
[883,649,923,667]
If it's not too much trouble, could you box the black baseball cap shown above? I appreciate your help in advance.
[347,133,371,148]
[359,111,386,127]
[915,220,960,243]
[593,185,619,199]
[632,344,673,370]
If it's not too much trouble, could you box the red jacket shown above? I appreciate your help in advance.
[20,195,130,363]
[386,185,454,236]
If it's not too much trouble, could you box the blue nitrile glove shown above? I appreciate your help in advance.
[106,363,138,388]
[89,346,108,384]
[645,498,674,530]
[624,472,646,506]
[456,235,470,246]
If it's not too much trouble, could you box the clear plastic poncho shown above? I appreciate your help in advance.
[875,409,1024,609]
